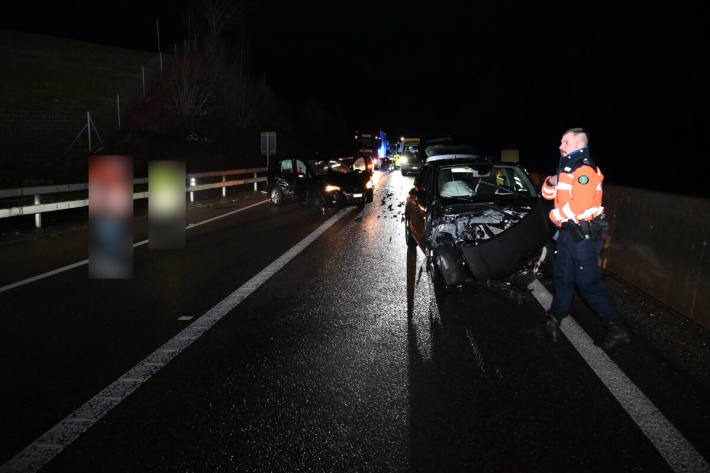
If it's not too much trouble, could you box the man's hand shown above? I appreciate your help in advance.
[546,175,558,186]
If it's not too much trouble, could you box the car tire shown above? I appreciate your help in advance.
[539,241,556,279]
[405,214,417,247]
[428,250,453,292]
[311,192,326,216]
[270,187,283,206]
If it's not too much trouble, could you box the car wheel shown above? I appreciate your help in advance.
[311,192,326,216]
[538,241,556,279]
[270,187,283,206]
[428,250,453,292]
[405,214,417,247]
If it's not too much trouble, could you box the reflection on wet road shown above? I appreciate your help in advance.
[2,169,709,472]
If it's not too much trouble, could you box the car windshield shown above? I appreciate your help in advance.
[345,157,369,172]
[436,164,537,200]
[308,159,353,175]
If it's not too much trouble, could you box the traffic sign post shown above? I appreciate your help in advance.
[261,132,277,168]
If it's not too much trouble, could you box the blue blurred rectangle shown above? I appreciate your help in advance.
[89,155,133,279]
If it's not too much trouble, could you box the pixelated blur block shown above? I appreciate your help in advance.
[89,155,133,279]
[149,161,185,249]
[501,149,520,163]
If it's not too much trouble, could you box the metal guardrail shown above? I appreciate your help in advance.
[0,167,267,227]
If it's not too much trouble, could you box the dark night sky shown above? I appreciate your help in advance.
[3,1,708,194]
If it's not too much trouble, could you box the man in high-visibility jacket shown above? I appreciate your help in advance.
[539,128,630,350]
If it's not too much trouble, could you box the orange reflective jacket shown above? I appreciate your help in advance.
[541,165,604,227]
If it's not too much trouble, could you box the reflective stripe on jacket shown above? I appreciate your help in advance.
[542,165,604,227]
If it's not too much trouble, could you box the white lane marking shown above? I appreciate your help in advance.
[177,316,193,321]
[0,208,353,473]
[528,279,710,473]
[0,199,269,294]
[464,326,488,376]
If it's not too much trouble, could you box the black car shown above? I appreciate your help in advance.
[267,157,374,210]
[404,147,549,286]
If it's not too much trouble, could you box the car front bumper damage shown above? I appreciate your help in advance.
[427,200,549,285]
[327,189,372,207]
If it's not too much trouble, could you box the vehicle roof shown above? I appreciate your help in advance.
[425,154,482,163]
[424,156,525,168]
[424,155,491,165]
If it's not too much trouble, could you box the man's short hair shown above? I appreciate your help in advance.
[565,127,589,146]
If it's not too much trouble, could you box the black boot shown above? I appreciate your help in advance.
[599,320,630,350]
[530,311,565,342]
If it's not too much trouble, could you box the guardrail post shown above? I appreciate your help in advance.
[222,176,226,197]
[190,177,195,203]
[87,112,92,153]
[254,172,258,191]
[34,195,42,228]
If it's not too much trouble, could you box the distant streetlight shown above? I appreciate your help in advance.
[400,137,404,141]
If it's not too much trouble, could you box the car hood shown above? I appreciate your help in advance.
[312,172,368,188]
[429,198,549,280]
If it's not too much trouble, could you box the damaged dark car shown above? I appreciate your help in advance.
[404,147,549,287]
[308,157,374,211]
[268,157,374,211]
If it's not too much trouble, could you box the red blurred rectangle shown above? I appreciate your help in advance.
[89,155,133,279]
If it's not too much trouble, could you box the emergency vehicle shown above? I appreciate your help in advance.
[354,131,385,169]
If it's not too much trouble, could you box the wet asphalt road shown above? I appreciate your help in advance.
[1,170,709,472]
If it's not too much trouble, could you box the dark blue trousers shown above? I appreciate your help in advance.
[550,230,618,320]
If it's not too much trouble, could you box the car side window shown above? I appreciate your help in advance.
[280,159,293,175]
[295,160,307,174]
[352,157,366,172]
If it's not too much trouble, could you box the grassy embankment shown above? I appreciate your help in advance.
[0,29,154,186]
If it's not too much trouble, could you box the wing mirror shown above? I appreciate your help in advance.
[410,186,427,202]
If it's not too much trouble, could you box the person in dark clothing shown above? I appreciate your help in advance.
[539,128,630,350]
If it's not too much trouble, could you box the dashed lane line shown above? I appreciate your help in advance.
[528,278,710,473]
[0,207,353,473]
[0,199,269,294]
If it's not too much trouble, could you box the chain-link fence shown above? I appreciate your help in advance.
[0,41,184,188]
[90,41,186,140]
